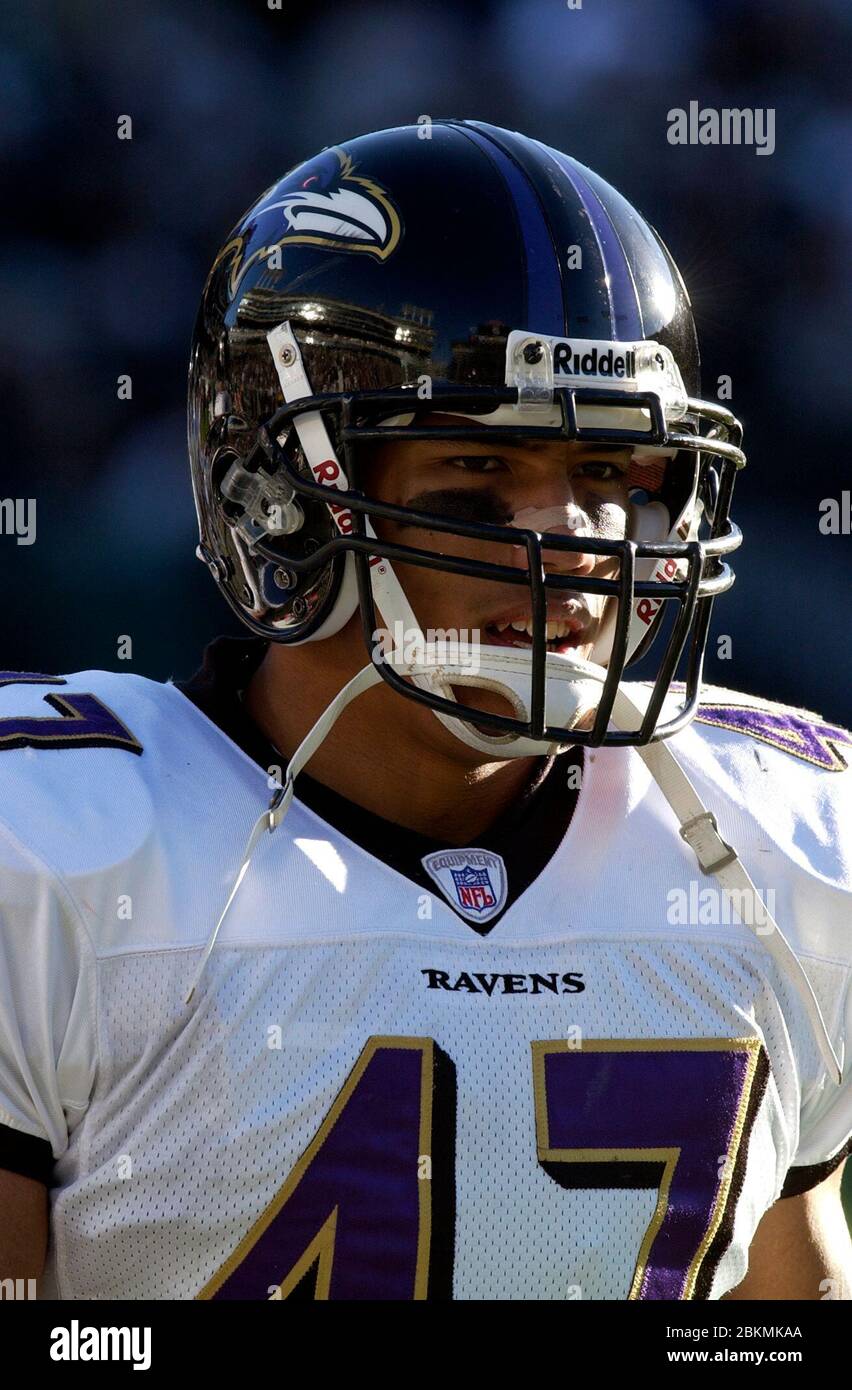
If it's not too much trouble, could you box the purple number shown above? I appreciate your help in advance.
[0,676,141,754]
[201,1034,762,1300]
[532,1038,767,1299]
[199,1037,454,1301]
[0,672,66,688]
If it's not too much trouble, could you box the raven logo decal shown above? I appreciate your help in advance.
[261,148,402,262]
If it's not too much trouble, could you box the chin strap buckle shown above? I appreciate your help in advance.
[267,775,293,831]
[679,810,738,876]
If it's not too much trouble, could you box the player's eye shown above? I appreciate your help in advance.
[574,459,628,481]
[443,455,507,474]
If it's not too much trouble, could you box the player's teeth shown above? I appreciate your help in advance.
[546,621,557,641]
[511,620,528,633]
[495,620,509,632]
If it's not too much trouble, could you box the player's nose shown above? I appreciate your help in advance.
[506,502,599,577]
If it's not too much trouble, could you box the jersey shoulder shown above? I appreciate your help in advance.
[670,682,852,959]
[0,666,262,892]
[668,686,852,1106]
[689,682,852,775]
[674,682,852,876]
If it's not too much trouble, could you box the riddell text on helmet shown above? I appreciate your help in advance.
[553,343,637,378]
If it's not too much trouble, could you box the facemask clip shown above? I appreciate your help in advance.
[509,336,554,410]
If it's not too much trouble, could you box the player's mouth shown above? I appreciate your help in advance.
[483,602,593,655]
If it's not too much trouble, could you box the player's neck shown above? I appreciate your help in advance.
[244,640,538,844]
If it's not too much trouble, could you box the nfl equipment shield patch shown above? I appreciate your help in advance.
[421,848,508,926]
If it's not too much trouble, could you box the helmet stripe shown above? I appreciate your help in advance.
[449,123,565,337]
[537,145,644,341]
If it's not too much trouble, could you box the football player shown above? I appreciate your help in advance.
[1,121,850,1301]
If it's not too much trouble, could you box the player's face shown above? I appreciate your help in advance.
[359,415,632,664]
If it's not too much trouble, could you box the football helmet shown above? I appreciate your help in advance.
[188,120,744,753]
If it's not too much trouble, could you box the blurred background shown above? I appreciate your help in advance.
[1,0,850,1221]
[1,0,850,711]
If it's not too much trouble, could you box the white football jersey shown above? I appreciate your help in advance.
[0,666,849,1300]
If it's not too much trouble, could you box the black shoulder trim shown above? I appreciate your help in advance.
[0,1122,54,1186]
[780,1137,851,1199]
